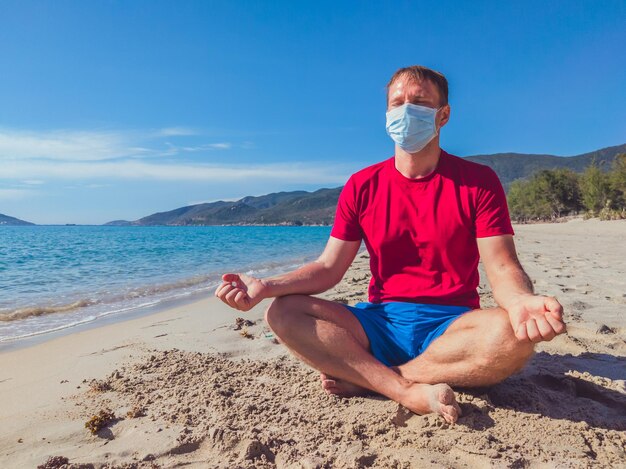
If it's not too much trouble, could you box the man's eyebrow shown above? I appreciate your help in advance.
[388,94,435,106]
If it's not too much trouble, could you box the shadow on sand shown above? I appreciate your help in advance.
[458,351,626,431]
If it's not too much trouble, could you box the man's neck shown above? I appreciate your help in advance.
[394,139,442,179]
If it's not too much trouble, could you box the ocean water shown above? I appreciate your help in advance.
[0,225,333,342]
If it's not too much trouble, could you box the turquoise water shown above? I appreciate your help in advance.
[0,225,333,342]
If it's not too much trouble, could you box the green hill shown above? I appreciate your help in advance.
[465,143,625,189]
[105,143,625,226]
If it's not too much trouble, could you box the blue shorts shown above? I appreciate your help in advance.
[343,302,472,367]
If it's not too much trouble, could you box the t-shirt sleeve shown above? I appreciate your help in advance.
[475,168,515,238]
[330,176,363,241]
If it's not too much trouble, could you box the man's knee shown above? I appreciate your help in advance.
[264,296,286,331]
[264,295,306,334]
[481,308,534,372]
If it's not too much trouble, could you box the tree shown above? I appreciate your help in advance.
[507,169,581,222]
[609,153,626,207]
[580,161,611,215]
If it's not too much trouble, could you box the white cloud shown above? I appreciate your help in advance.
[0,159,350,184]
[176,142,232,152]
[206,143,231,150]
[0,128,136,161]
[0,126,350,189]
[158,127,198,137]
[0,188,36,200]
[0,127,232,162]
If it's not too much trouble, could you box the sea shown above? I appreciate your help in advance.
[0,225,334,343]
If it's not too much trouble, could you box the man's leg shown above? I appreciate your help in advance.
[395,307,535,387]
[264,295,462,423]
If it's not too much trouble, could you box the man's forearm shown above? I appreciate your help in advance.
[261,260,342,298]
[491,263,535,311]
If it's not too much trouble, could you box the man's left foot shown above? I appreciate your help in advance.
[320,373,370,397]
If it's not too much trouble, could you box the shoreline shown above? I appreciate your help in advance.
[1,220,625,467]
[0,242,333,348]
[2,216,620,353]
[0,285,220,354]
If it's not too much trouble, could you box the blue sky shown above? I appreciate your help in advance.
[0,0,624,224]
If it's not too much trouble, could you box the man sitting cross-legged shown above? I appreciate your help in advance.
[215,65,566,424]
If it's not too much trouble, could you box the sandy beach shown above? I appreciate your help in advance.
[1,218,625,468]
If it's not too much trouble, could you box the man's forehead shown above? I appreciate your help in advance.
[389,76,439,101]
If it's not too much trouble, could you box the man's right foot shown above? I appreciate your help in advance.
[400,382,462,424]
[320,373,369,397]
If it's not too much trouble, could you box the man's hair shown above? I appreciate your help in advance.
[386,65,449,106]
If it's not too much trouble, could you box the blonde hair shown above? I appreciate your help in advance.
[387,65,448,106]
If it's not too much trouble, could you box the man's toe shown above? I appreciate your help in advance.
[441,404,459,424]
[321,379,337,390]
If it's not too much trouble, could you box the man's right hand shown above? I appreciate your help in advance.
[215,273,268,311]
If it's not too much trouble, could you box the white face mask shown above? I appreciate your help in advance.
[385,103,439,153]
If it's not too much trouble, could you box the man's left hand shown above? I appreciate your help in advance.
[507,295,566,343]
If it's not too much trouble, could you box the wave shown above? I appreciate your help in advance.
[0,258,312,324]
[0,299,98,322]
[0,274,221,323]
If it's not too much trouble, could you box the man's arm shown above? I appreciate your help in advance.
[477,235,566,343]
[215,236,361,311]
[477,234,534,309]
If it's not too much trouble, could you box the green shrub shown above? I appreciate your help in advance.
[580,162,612,215]
[507,169,581,222]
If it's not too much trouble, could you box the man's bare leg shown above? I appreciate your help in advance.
[395,308,535,387]
[264,295,462,423]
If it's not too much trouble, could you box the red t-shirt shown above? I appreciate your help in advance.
[330,150,514,309]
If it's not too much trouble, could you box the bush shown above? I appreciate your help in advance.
[580,162,612,215]
[507,169,582,222]
[507,155,626,222]
[609,153,626,207]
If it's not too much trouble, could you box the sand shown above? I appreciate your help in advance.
[1,218,625,468]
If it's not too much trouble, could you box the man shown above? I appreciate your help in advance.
[215,65,566,424]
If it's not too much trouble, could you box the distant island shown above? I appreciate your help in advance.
[0,213,35,226]
[106,143,626,227]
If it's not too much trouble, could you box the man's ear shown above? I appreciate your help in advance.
[438,104,451,129]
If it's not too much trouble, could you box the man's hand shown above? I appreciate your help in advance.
[215,273,268,312]
[507,294,566,343]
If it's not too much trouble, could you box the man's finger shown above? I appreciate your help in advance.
[222,273,238,281]
[217,284,235,301]
[224,288,240,309]
[515,323,530,342]
[535,317,556,341]
[215,282,233,298]
[526,319,542,343]
[214,282,229,297]
[545,313,567,335]
[234,290,248,309]
[544,296,564,321]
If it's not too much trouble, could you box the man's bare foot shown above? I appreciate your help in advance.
[320,373,369,397]
[400,382,462,424]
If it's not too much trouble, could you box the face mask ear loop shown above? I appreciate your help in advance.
[434,106,442,136]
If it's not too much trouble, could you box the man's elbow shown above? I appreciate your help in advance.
[312,259,346,291]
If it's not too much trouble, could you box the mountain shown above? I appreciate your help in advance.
[103,220,133,226]
[465,143,626,189]
[0,213,35,226]
[114,189,342,227]
[105,143,625,226]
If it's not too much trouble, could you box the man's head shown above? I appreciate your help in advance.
[385,66,451,153]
